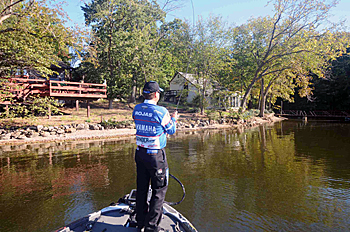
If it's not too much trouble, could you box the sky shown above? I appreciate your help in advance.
[63,0,350,29]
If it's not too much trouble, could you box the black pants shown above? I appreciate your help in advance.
[135,147,168,231]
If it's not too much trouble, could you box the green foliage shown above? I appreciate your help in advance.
[205,109,220,121]
[192,94,209,112]
[240,109,259,120]
[30,96,63,116]
[188,15,231,114]
[176,89,189,106]
[5,103,30,118]
[100,119,133,129]
[284,46,350,111]
[81,0,169,101]
[228,0,349,117]
[1,96,63,118]
[227,108,259,121]
[158,19,193,83]
[0,0,77,76]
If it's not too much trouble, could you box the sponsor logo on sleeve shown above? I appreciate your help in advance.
[154,110,163,116]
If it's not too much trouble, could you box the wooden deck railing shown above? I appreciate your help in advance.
[164,90,179,96]
[49,80,107,99]
[1,77,107,102]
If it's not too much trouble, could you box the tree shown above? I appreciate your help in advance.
[321,46,350,110]
[82,0,167,108]
[189,15,231,114]
[0,0,78,104]
[283,45,350,111]
[0,0,76,76]
[0,0,29,24]
[230,0,348,117]
[157,18,193,87]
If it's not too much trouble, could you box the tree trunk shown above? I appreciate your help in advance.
[109,99,113,109]
[241,82,254,109]
[259,94,266,117]
[241,67,262,109]
[107,25,116,107]
[200,80,206,115]
[260,77,275,116]
[129,73,136,103]
[259,78,265,117]
[258,86,261,111]
[129,86,136,103]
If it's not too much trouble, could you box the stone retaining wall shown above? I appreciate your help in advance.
[0,114,284,142]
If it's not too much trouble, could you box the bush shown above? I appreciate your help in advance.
[192,94,209,113]
[229,109,259,121]
[29,96,63,116]
[176,89,189,106]
[0,96,63,118]
[206,109,220,121]
[241,109,259,120]
[100,119,134,129]
[264,109,274,114]
[228,109,239,119]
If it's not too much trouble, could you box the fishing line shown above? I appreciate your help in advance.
[175,0,195,111]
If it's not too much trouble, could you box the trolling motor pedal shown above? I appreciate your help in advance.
[128,187,152,203]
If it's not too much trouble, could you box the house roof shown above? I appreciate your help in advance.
[170,71,217,89]
[169,71,242,95]
[170,71,197,85]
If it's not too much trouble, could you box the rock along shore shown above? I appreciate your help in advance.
[0,114,286,145]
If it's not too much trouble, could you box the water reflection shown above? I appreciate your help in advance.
[168,122,350,231]
[1,122,350,231]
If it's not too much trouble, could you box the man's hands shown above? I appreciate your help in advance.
[171,111,179,121]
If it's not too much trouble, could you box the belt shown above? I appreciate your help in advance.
[137,146,162,155]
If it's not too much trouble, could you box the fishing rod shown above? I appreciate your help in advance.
[176,0,195,111]
[176,81,186,111]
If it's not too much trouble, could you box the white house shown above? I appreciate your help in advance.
[165,71,242,109]
[165,72,206,103]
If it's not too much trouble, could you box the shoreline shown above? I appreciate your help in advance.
[0,116,286,146]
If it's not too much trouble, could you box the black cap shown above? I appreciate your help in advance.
[143,81,164,94]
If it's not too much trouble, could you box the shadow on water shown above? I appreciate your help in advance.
[1,121,350,231]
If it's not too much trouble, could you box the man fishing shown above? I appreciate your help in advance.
[132,81,178,232]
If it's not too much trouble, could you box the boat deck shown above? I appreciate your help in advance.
[58,204,189,232]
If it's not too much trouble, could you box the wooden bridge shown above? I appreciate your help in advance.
[276,110,350,122]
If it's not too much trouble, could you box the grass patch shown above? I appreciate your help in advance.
[0,100,134,127]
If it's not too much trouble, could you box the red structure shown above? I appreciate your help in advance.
[1,76,107,117]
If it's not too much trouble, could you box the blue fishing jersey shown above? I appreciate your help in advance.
[132,100,176,149]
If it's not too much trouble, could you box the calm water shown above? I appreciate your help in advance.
[1,121,350,232]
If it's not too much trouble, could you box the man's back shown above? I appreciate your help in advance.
[133,100,176,149]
